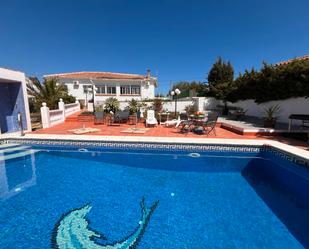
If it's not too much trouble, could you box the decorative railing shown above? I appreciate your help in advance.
[40,99,80,128]
[64,102,80,117]
[49,110,64,126]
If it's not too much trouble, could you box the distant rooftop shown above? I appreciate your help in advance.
[44,71,155,80]
[276,55,309,66]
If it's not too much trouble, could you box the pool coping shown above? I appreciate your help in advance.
[1,132,308,162]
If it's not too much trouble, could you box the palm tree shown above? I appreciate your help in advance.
[103,97,120,113]
[27,77,74,111]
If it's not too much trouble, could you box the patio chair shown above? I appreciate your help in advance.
[178,117,196,133]
[94,111,104,124]
[115,110,130,123]
[179,113,189,121]
[201,112,218,135]
[145,110,158,127]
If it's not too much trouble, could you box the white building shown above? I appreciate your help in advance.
[44,70,157,109]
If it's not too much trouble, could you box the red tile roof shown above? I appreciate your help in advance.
[44,71,150,80]
[276,55,309,66]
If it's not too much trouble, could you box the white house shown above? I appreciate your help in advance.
[44,70,157,109]
[0,68,31,134]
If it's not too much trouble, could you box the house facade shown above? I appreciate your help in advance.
[44,70,157,109]
[0,68,31,134]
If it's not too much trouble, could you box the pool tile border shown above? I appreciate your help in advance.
[1,138,261,152]
[1,137,308,167]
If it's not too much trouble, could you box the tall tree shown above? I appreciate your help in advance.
[207,57,234,113]
[27,77,76,111]
[171,81,208,97]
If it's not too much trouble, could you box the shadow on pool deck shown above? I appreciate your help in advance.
[242,159,309,248]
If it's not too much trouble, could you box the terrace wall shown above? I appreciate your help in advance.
[229,97,309,124]
[41,100,80,128]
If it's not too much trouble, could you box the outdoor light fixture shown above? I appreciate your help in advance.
[89,78,96,113]
[170,88,181,116]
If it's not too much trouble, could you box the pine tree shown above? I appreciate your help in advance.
[207,57,234,114]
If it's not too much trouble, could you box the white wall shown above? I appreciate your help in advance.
[229,97,309,124]
[59,79,156,103]
[162,99,194,113]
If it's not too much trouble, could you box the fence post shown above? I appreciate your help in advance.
[58,98,66,120]
[76,100,81,111]
[40,102,50,128]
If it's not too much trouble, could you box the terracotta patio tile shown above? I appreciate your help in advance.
[31,119,309,150]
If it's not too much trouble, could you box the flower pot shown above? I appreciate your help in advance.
[263,118,276,128]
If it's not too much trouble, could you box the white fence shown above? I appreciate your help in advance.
[86,96,308,124]
[40,99,80,128]
[117,98,196,113]
[117,97,217,114]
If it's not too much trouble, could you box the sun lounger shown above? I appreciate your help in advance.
[146,110,158,127]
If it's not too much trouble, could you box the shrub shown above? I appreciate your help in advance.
[152,98,163,112]
[228,60,309,103]
[103,97,120,113]
[184,104,196,115]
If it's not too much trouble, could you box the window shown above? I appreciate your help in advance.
[120,85,141,95]
[73,80,79,89]
[131,85,140,95]
[96,86,105,94]
[120,85,131,95]
[83,85,91,94]
[106,86,116,94]
[95,85,116,95]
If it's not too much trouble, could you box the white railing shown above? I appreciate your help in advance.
[64,102,80,117]
[49,109,65,126]
[40,99,80,128]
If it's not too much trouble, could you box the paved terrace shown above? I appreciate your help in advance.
[29,117,309,151]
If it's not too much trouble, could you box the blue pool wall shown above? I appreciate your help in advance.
[0,82,27,133]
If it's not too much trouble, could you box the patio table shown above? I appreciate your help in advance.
[288,114,309,131]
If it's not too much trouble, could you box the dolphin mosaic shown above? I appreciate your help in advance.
[51,198,159,249]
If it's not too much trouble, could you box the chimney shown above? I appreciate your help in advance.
[146,69,151,78]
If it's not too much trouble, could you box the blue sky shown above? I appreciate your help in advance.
[1,0,309,94]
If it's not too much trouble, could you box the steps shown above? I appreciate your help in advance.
[0,144,39,161]
[66,114,94,123]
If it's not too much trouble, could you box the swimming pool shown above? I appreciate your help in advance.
[0,140,308,248]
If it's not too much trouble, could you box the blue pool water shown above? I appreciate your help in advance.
[0,143,308,248]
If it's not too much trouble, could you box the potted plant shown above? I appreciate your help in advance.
[103,97,120,113]
[126,99,139,114]
[103,97,120,123]
[125,99,137,124]
[263,105,280,128]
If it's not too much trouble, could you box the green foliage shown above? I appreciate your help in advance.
[152,98,163,112]
[103,97,120,113]
[263,105,281,120]
[228,60,309,103]
[126,99,139,114]
[27,77,75,111]
[95,105,104,112]
[28,98,37,113]
[208,57,234,101]
[184,104,196,115]
[61,94,76,104]
[171,81,208,97]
